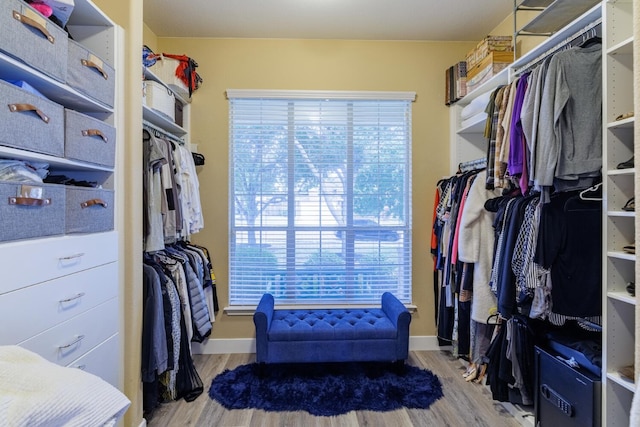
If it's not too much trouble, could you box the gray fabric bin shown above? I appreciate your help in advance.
[64,109,116,168]
[0,79,64,157]
[65,187,114,234]
[67,39,115,108]
[0,181,65,242]
[0,0,68,82]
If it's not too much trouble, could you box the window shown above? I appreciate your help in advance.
[228,90,414,305]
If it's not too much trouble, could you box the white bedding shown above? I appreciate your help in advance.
[0,346,130,427]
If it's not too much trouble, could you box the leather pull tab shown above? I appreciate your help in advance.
[8,103,50,123]
[81,59,108,80]
[80,198,108,209]
[8,196,51,206]
[81,129,108,143]
[13,10,55,44]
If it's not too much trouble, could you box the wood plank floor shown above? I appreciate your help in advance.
[146,350,530,427]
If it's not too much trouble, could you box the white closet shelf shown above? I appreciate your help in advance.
[606,371,636,392]
[607,168,634,176]
[607,251,636,261]
[143,105,187,136]
[143,67,191,105]
[607,291,636,305]
[607,117,635,129]
[607,211,635,217]
[0,146,114,172]
[518,0,601,35]
[458,69,509,105]
[607,36,634,55]
[457,119,486,135]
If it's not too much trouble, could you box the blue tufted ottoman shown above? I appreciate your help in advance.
[253,292,411,364]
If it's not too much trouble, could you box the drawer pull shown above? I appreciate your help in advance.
[81,198,108,209]
[81,129,108,143]
[59,335,85,349]
[8,103,50,123]
[80,59,109,80]
[8,196,51,206]
[59,292,85,303]
[12,10,55,44]
[58,252,85,261]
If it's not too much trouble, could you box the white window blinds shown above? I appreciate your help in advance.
[228,90,414,305]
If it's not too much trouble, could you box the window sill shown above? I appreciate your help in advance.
[224,303,418,316]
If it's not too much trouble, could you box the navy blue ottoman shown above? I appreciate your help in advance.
[253,292,411,364]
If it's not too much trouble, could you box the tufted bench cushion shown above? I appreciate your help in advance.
[269,309,397,341]
[254,292,411,364]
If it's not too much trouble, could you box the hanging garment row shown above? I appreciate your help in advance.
[143,129,205,252]
[433,35,603,407]
[480,34,602,200]
[142,241,219,418]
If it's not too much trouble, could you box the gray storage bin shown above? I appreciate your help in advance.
[0,181,65,242]
[0,79,64,157]
[65,187,114,234]
[64,109,116,168]
[0,0,68,82]
[67,39,115,108]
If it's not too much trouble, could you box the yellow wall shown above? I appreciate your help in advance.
[150,37,474,339]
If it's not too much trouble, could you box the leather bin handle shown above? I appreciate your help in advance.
[80,59,109,80]
[8,196,51,206]
[12,10,55,44]
[82,129,108,143]
[81,198,108,209]
[8,103,50,123]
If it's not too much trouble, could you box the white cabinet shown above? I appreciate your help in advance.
[0,0,122,389]
[602,0,636,424]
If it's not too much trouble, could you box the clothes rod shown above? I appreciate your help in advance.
[513,18,602,76]
[142,120,185,145]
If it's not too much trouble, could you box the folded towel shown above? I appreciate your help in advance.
[460,90,492,120]
[0,345,130,427]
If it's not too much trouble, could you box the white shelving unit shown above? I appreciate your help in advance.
[602,0,636,424]
[143,67,191,143]
[0,0,123,389]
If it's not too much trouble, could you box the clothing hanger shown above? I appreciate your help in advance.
[579,182,602,201]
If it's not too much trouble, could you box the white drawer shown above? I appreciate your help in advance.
[0,262,117,345]
[0,231,117,294]
[19,298,118,367]
[68,333,121,389]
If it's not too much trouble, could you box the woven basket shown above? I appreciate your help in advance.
[143,80,175,122]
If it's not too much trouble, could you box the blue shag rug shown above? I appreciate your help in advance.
[208,361,444,416]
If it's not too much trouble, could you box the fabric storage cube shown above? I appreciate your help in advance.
[65,187,114,234]
[143,80,175,121]
[66,39,115,108]
[64,109,116,168]
[0,79,64,157]
[0,0,68,83]
[0,181,65,242]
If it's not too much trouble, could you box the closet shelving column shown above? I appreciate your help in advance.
[602,0,636,424]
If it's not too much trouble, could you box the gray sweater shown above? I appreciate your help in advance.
[534,44,602,190]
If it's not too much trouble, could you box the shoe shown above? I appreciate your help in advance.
[622,197,635,212]
[619,365,634,382]
[615,111,634,121]
[617,156,634,169]
[623,245,636,254]
[626,282,635,297]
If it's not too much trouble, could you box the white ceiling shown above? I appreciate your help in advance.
[143,0,514,41]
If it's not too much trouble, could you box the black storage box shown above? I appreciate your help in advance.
[175,98,184,127]
[535,346,601,427]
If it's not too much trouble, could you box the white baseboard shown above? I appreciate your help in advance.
[191,336,445,355]
[139,419,147,427]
